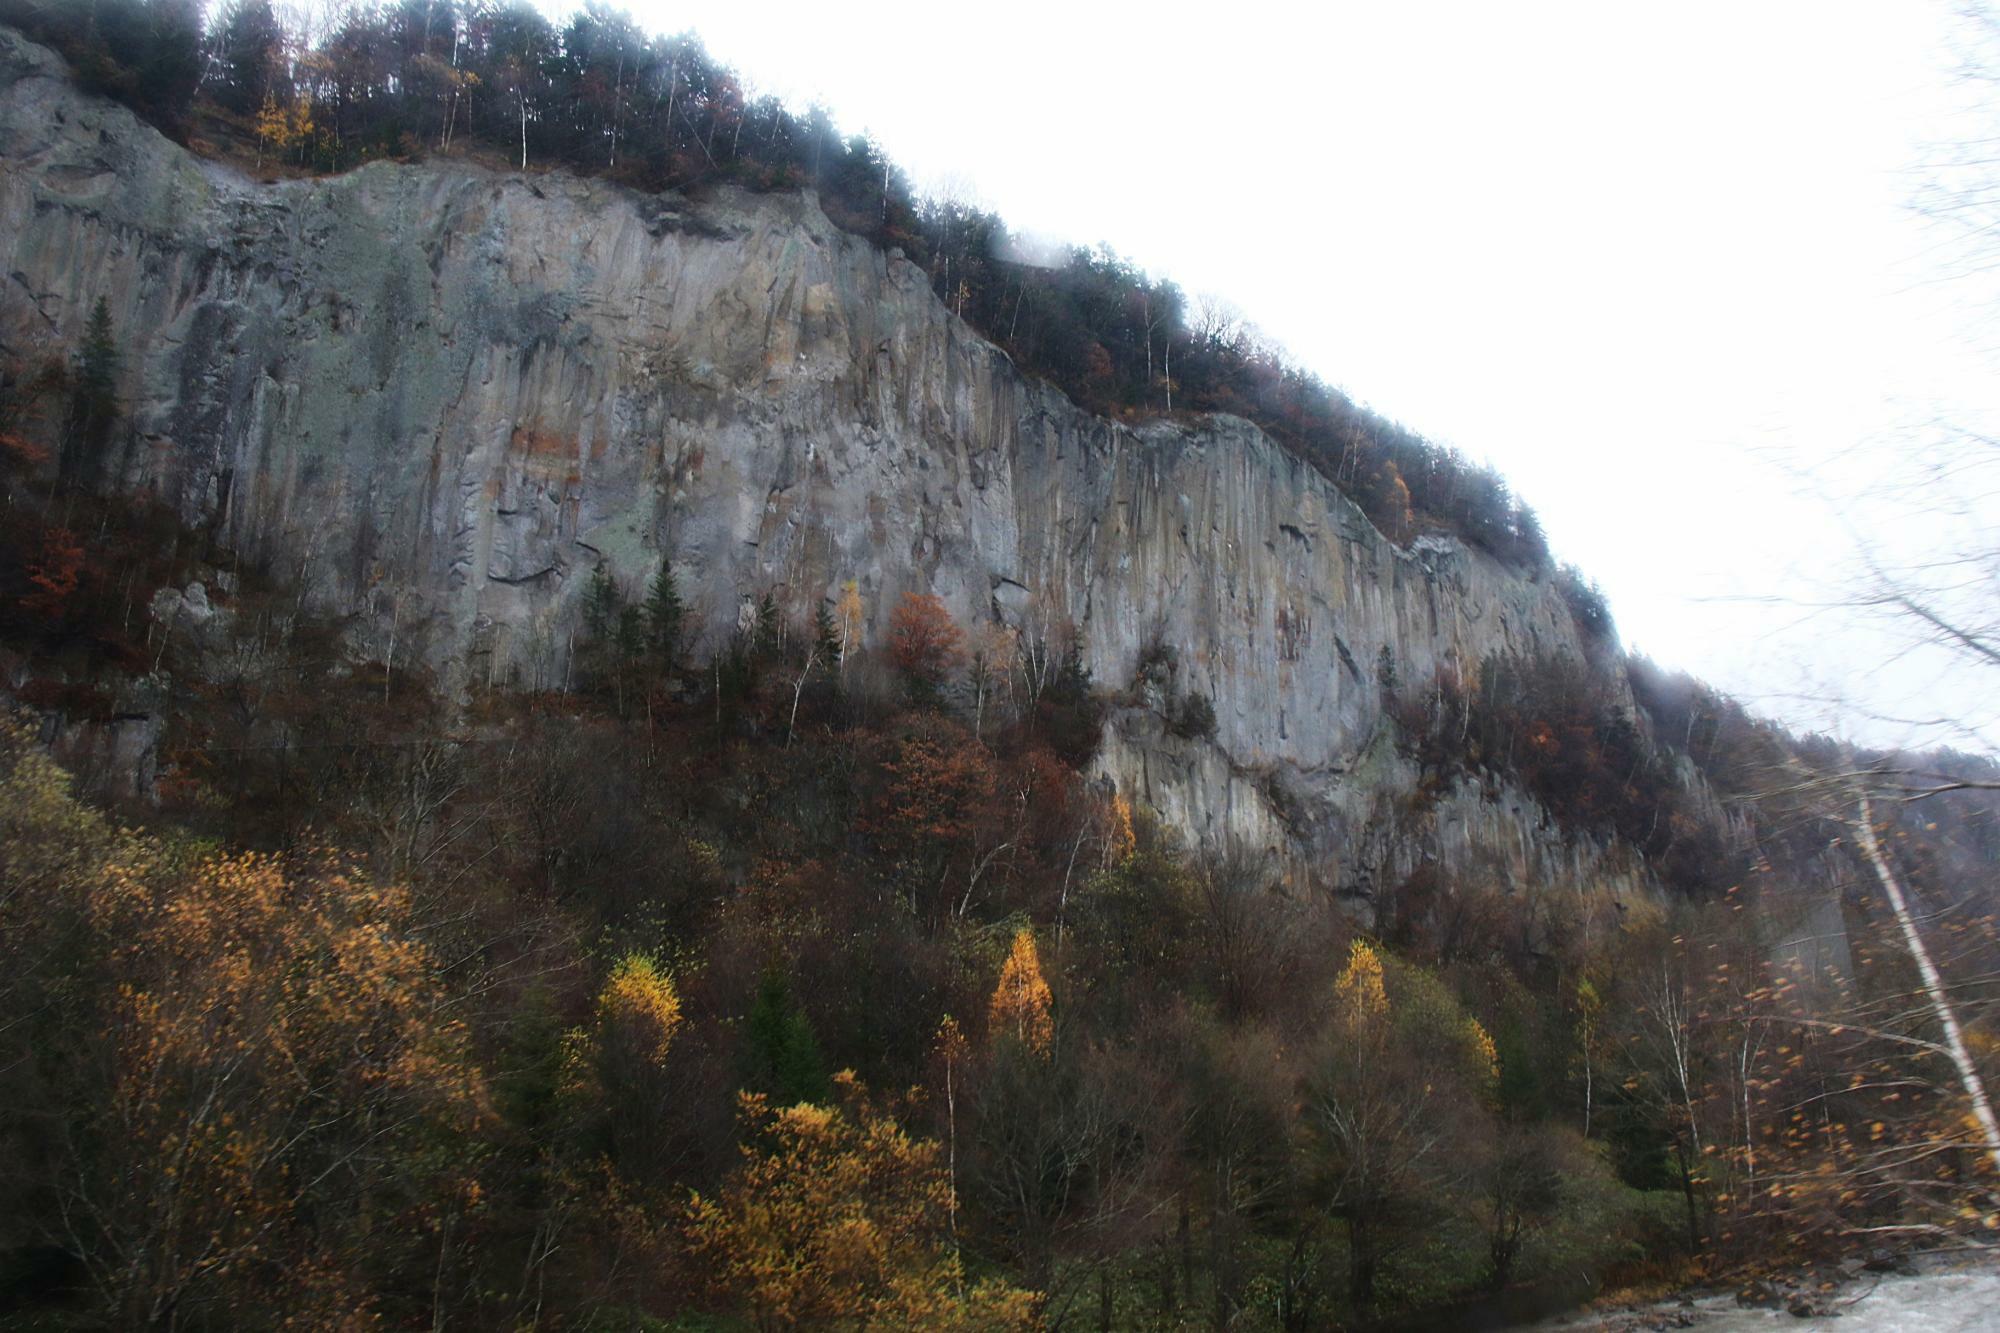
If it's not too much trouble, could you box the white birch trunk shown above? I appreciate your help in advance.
[1854,788,2000,1176]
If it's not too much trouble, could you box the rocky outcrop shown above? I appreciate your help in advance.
[0,26,1639,903]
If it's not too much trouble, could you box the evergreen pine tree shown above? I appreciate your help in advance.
[644,559,685,674]
[86,0,207,130]
[63,298,119,487]
[580,565,623,696]
[582,564,621,645]
[813,600,840,668]
[774,1009,828,1106]
[753,590,781,660]
[616,604,645,663]
[744,967,829,1106]
[214,0,286,115]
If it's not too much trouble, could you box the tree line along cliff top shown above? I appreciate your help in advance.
[8,12,2000,1319]
[0,0,1558,576]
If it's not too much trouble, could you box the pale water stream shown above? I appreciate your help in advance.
[1537,1260,2000,1332]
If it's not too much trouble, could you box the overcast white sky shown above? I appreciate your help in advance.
[613,0,2000,752]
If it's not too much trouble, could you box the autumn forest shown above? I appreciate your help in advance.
[2,2,1999,1330]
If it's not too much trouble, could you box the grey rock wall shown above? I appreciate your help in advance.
[0,26,1642,906]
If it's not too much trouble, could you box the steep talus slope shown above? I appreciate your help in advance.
[0,26,1643,900]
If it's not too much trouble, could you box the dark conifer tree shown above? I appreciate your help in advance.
[643,559,685,675]
[743,967,829,1107]
[753,590,780,660]
[582,563,621,646]
[112,0,205,130]
[813,600,840,667]
[62,298,118,487]
[212,0,285,114]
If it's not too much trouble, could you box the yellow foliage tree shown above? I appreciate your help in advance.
[836,578,865,670]
[254,91,313,167]
[597,951,682,1065]
[0,715,113,984]
[1310,938,1499,1310]
[561,951,690,1184]
[686,1072,1039,1329]
[0,715,122,1278]
[1464,1014,1500,1087]
[1106,792,1137,865]
[1333,938,1389,1034]
[988,927,1054,1055]
[83,850,489,1324]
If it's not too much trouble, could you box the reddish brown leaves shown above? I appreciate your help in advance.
[21,525,83,617]
[888,590,966,693]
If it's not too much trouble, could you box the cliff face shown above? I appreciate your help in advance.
[0,27,1641,903]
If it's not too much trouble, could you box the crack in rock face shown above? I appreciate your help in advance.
[0,23,1646,910]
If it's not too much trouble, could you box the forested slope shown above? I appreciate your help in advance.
[0,6,1996,1330]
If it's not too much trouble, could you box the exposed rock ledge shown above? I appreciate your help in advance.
[0,24,1646,905]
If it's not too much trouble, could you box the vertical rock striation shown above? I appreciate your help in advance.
[0,26,1642,904]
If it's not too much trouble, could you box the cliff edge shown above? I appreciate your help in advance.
[0,25,1639,903]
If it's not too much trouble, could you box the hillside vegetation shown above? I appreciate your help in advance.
[4,296,1999,1328]
[1,5,1997,1330]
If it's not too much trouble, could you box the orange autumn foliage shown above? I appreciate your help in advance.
[888,590,966,692]
[82,849,489,1324]
[988,928,1054,1055]
[864,715,1001,918]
